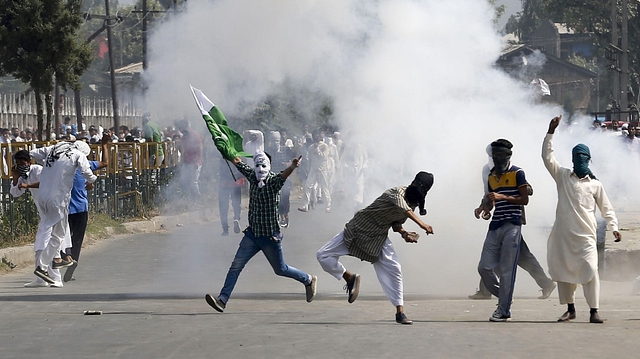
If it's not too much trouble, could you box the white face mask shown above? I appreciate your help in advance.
[254,153,271,188]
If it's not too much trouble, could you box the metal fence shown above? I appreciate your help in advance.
[0,140,186,243]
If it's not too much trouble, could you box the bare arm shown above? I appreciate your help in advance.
[280,156,302,180]
[486,185,529,206]
[97,133,110,169]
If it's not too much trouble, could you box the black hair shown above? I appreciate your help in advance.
[13,149,30,162]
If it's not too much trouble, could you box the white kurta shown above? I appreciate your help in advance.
[30,145,97,229]
[542,134,619,284]
[11,165,48,249]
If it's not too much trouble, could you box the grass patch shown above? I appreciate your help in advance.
[86,213,128,238]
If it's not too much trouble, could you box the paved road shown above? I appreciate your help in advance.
[1,203,640,359]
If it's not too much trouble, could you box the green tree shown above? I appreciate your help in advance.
[543,0,639,106]
[0,0,93,140]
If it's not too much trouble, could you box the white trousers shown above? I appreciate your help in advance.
[33,250,61,282]
[558,276,600,309]
[304,168,331,207]
[316,231,404,306]
[37,217,68,272]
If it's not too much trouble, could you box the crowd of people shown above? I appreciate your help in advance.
[12,112,622,326]
[208,115,621,325]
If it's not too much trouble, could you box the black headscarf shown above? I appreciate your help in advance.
[405,171,434,215]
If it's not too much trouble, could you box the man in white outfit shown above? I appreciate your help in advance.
[10,150,70,288]
[543,115,621,324]
[29,141,97,284]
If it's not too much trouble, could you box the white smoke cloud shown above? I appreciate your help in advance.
[145,0,637,296]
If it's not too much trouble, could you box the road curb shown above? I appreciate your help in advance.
[0,210,215,271]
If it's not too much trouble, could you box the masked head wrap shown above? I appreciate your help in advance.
[253,150,271,188]
[44,141,91,167]
[14,150,31,178]
[572,143,596,179]
[491,139,513,175]
[405,171,434,216]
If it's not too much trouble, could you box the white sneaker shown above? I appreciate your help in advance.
[50,281,64,288]
[24,279,49,288]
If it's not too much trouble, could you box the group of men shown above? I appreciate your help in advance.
[14,134,110,287]
[205,115,622,325]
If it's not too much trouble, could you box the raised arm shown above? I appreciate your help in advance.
[542,116,563,179]
[97,133,111,170]
[280,155,302,180]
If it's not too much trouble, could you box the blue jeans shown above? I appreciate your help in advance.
[218,228,312,303]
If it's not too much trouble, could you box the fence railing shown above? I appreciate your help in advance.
[0,140,190,243]
[0,92,142,131]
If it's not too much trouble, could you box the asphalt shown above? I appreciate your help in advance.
[1,200,640,358]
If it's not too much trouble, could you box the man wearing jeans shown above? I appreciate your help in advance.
[205,150,317,312]
[477,139,530,322]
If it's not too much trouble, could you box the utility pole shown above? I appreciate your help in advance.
[142,0,148,98]
[611,0,620,111]
[105,0,120,131]
[621,0,629,114]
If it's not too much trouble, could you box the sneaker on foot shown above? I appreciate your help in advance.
[557,310,576,322]
[489,308,511,322]
[468,291,492,300]
[298,206,308,212]
[205,294,226,313]
[325,207,331,213]
[395,312,413,325]
[63,261,78,283]
[538,282,557,299]
[221,230,229,236]
[233,220,241,234]
[24,279,49,288]
[305,275,317,302]
[52,258,74,269]
[51,281,64,288]
[34,267,55,284]
[344,274,361,303]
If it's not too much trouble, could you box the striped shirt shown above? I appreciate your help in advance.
[487,165,527,230]
[236,161,286,237]
[343,186,415,263]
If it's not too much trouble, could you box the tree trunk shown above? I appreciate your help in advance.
[45,92,53,141]
[35,89,44,141]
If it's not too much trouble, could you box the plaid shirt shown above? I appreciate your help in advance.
[236,161,286,237]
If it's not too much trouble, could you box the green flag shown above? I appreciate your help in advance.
[190,85,251,161]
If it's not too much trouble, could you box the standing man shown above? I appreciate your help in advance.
[316,172,434,324]
[266,130,294,228]
[298,132,331,213]
[29,141,97,284]
[218,156,243,236]
[205,150,317,312]
[470,144,555,300]
[477,139,529,322]
[178,121,203,198]
[63,134,110,282]
[543,116,621,324]
[142,112,165,167]
[242,130,264,167]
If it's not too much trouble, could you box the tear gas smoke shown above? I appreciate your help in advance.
[144,0,639,296]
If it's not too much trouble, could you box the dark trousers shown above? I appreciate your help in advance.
[279,180,292,215]
[219,185,241,230]
[67,211,89,262]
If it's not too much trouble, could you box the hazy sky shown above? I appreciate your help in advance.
[143,0,637,295]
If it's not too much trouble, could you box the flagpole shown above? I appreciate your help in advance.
[224,159,237,182]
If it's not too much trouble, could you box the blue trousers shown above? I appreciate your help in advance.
[218,228,311,303]
[478,222,521,317]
